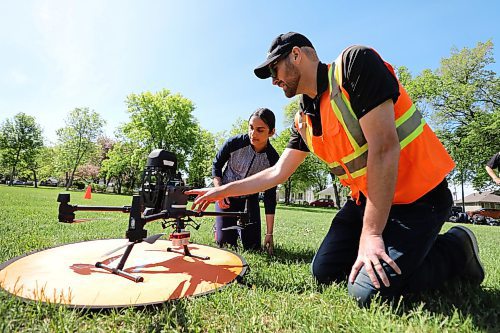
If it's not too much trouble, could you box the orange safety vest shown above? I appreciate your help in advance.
[294,50,455,204]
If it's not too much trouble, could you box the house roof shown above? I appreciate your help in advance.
[454,191,500,204]
[317,187,337,195]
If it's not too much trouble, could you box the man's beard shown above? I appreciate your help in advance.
[283,60,300,98]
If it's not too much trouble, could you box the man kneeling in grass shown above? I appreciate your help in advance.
[186,32,484,306]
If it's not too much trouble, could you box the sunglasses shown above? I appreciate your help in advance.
[269,51,291,79]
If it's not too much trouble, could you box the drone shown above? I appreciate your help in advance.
[57,149,249,283]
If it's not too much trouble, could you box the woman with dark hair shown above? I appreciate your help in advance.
[212,108,279,254]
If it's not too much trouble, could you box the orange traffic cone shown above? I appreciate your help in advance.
[84,185,92,199]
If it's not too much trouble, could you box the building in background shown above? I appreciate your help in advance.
[453,191,500,211]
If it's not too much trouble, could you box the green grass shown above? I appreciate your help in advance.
[0,185,499,332]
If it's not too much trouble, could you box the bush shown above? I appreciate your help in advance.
[90,183,106,193]
[72,181,86,190]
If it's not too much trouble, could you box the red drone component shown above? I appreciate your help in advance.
[169,231,190,246]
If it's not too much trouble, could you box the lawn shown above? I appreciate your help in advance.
[0,185,499,332]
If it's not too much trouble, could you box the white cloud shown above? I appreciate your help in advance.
[8,69,29,85]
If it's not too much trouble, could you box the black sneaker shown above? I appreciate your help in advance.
[447,226,485,284]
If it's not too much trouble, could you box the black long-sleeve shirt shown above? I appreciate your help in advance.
[212,134,279,214]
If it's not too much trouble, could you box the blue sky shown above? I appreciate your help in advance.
[1,0,498,148]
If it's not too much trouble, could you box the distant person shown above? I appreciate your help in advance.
[187,32,484,306]
[485,152,500,185]
[212,108,279,254]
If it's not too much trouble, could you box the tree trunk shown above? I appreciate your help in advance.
[66,165,78,190]
[330,173,341,208]
[332,182,340,208]
[32,169,38,188]
[284,178,292,205]
[9,165,16,186]
[117,174,122,195]
[460,170,465,212]
[9,149,21,186]
[130,175,136,191]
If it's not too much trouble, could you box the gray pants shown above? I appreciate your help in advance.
[214,194,261,250]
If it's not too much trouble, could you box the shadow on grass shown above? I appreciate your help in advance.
[395,283,500,333]
[245,245,316,265]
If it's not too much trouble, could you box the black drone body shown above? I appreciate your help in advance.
[57,149,249,282]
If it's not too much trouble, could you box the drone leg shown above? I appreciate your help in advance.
[96,243,144,283]
[183,244,210,260]
[167,245,210,260]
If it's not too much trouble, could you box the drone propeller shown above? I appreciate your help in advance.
[70,217,113,224]
[143,233,166,244]
[101,233,167,257]
[221,222,255,231]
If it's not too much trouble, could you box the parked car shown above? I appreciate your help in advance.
[448,206,468,223]
[40,178,58,187]
[467,208,500,220]
[449,212,470,223]
[309,198,335,208]
[467,208,500,226]
[487,218,499,226]
[12,180,26,186]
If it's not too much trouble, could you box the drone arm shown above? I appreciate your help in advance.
[141,209,248,224]
[57,193,131,223]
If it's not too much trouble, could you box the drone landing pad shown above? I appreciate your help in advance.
[0,239,247,309]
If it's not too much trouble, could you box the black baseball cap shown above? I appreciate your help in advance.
[254,32,314,79]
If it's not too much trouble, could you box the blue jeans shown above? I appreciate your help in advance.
[311,180,461,306]
[214,194,261,250]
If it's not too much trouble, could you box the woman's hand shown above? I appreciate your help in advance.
[263,234,274,255]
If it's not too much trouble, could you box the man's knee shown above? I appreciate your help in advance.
[347,268,403,307]
[347,275,379,307]
[310,254,346,285]
[311,261,331,284]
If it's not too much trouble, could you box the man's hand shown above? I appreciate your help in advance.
[185,188,227,212]
[351,99,401,289]
[263,234,274,255]
[348,234,401,289]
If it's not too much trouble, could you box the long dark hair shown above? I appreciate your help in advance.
[249,108,276,132]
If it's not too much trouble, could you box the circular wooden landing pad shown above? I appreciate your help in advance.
[0,239,247,309]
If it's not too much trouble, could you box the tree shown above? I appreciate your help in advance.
[76,164,100,184]
[187,129,217,188]
[0,113,43,186]
[228,117,249,137]
[56,107,104,190]
[121,89,198,172]
[34,146,58,183]
[22,144,44,188]
[399,40,499,196]
[100,142,141,194]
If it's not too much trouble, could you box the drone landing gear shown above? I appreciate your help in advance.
[167,244,210,260]
[95,242,144,283]
[167,231,210,260]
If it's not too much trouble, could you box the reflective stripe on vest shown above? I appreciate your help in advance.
[326,63,426,179]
